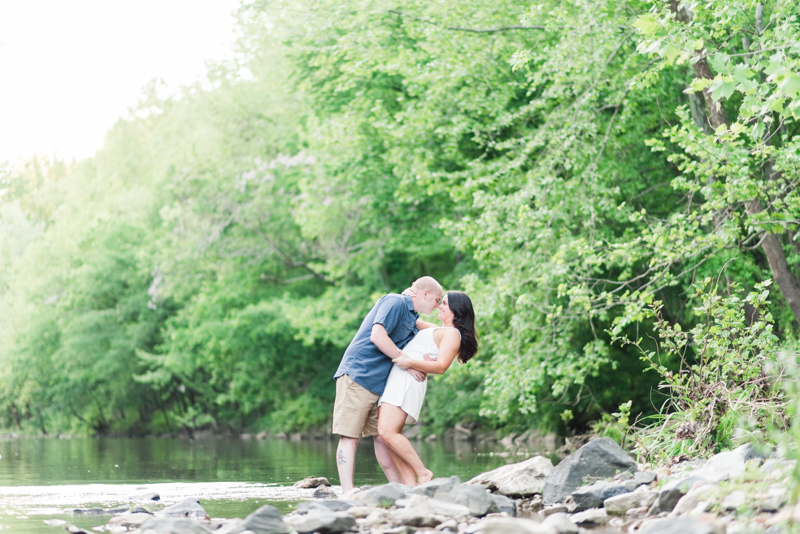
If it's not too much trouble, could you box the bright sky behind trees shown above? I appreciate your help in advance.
[0,0,240,164]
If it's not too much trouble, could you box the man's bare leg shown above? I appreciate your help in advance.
[373,435,403,483]
[378,405,433,484]
[337,436,359,493]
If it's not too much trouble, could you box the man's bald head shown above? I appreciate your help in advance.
[411,276,443,314]
[414,276,442,295]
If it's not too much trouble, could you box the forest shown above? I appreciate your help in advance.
[1,0,799,458]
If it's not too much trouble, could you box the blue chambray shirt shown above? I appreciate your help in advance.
[334,294,419,396]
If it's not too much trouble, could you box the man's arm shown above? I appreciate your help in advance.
[370,324,427,382]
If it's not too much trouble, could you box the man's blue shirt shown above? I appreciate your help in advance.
[334,294,419,396]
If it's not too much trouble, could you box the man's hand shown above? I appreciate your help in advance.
[393,353,412,369]
[408,369,427,382]
[401,287,417,297]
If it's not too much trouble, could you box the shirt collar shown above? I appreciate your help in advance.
[402,294,417,315]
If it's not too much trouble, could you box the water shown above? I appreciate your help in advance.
[0,436,533,533]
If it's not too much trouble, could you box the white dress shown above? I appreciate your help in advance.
[378,327,457,424]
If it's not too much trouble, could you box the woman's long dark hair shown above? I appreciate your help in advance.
[447,291,479,364]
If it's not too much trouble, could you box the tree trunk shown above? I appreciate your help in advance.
[746,199,800,324]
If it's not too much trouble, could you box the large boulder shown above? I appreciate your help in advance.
[288,512,356,534]
[468,456,554,497]
[542,438,637,505]
[157,499,208,519]
[467,517,557,534]
[414,476,496,517]
[655,475,707,513]
[571,481,629,511]
[136,517,214,534]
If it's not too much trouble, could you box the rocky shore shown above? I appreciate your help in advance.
[62,437,798,534]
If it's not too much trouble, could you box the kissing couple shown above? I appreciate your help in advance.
[331,276,479,492]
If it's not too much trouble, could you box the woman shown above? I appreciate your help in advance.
[376,290,479,486]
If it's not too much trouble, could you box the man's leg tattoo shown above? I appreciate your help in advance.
[337,449,347,465]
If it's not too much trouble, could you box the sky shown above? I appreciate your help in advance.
[0,0,241,165]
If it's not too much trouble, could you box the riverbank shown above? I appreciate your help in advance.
[51,436,798,533]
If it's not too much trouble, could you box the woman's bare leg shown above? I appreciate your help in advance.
[387,447,416,486]
[378,404,433,485]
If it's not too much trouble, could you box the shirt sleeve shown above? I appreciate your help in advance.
[373,296,404,334]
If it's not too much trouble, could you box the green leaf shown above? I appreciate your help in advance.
[633,14,658,36]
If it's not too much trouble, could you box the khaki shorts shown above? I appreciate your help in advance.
[332,375,380,438]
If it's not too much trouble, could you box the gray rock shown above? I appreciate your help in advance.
[734,443,773,462]
[157,499,208,519]
[296,500,357,514]
[399,493,470,519]
[760,459,796,473]
[290,512,356,534]
[490,493,516,516]
[106,506,130,514]
[604,487,658,515]
[568,508,608,526]
[355,482,408,507]
[465,517,557,534]
[468,456,554,497]
[635,471,658,485]
[541,512,578,534]
[294,476,331,488]
[72,508,106,515]
[656,475,706,513]
[639,517,716,534]
[313,485,337,499]
[694,450,745,482]
[571,481,629,511]
[140,493,161,501]
[722,490,746,510]
[539,505,568,517]
[229,504,290,534]
[392,508,446,528]
[131,507,151,514]
[137,517,214,534]
[760,488,786,512]
[415,476,497,517]
[542,438,637,505]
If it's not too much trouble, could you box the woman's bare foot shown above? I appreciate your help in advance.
[417,469,434,485]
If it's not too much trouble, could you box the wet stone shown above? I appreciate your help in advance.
[294,476,331,489]
[313,485,337,499]
[297,499,357,514]
[290,511,357,534]
[157,498,208,519]
[136,517,214,534]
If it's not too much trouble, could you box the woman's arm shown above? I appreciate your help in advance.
[416,318,438,330]
[393,330,460,375]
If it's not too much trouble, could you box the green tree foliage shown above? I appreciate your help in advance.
[0,0,798,437]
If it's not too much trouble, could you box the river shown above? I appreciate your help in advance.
[0,436,544,533]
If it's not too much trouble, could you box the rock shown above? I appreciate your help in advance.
[289,511,356,534]
[415,476,497,517]
[136,517,214,533]
[393,508,447,528]
[760,488,786,512]
[140,493,161,501]
[604,487,658,515]
[43,519,67,526]
[539,505,568,518]
[339,487,362,500]
[313,485,337,499]
[230,504,291,534]
[467,456,554,497]
[541,512,579,534]
[516,495,543,518]
[571,481,629,511]
[356,509,393,529]
[109,512,154,528]
[639,517,717,534]
[106,506,130,514]
[66,528,92,534]
[296,500,356,514]
[760,459,796,474]
[542,437,637,505]
[400,494,471,518]
[294,476,331,488]
[344,506,372,518]
[355,482,408,508]
[72,508,106,515]
[734,443,773,462]
[157,499,208,519]
[568,508,608,527]
[437,518,458,531]
[131,506,151,514]
[656,475,707,513]
[671,482,714,515]
[722,490,746,510]
[465,517,557,533]
[635,471,658,485]
[695,451,745,482]
[490,493,516,516]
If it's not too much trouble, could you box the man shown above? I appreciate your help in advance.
[332,276,443,492]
